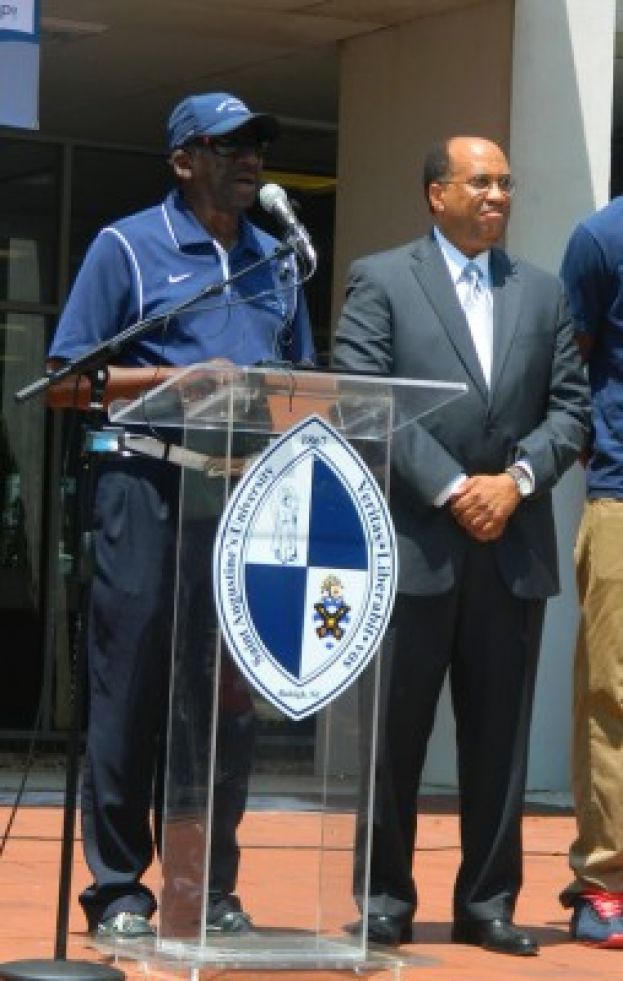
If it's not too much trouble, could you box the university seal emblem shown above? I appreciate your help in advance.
[213,414,397,720]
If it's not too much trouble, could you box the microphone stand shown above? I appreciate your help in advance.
[15,242,294,404]
[2,243,296,981]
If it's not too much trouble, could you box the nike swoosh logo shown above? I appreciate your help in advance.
[168,273,192,283]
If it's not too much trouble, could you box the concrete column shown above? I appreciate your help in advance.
[507,0,615,791]
[332,0,514,321]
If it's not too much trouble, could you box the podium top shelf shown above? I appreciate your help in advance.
[108,363,467,439]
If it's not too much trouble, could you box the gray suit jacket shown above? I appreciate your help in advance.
[332,232,591,599]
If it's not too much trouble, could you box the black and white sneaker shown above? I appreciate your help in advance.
[93,912,156,940]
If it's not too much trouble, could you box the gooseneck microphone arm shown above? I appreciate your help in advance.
[14,242,295,404]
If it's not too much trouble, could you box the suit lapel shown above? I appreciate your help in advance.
[410,235,488,401]
[489,249,521,400]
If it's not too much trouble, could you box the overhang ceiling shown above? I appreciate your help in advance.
[16,0,623,174]
[38,0,480,172]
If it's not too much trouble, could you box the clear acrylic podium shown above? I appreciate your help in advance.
[99,364,466,976]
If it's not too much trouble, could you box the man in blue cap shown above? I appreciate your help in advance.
[48,91,314,940]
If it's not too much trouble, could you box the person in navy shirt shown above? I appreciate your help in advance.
[48,91,314,940]
[559,197,623,948]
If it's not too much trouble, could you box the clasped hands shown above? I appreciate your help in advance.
[449,473,521,542]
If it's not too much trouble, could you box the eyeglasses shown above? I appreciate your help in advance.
[439,174,516,196]
[188,135,271,158]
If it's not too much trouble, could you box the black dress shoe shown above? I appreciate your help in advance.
[346,913,413,946]
[206,893,252,933]
[451,918,538,956]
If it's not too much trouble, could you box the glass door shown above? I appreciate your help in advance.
[0,138,60,730]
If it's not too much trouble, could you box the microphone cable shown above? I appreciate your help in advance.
[0,692,44,857]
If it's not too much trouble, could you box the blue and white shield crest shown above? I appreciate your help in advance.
[213,414,397,720]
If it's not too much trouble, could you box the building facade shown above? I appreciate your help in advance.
[0,0,617,790]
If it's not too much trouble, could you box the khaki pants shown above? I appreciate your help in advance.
[562,499,623,903]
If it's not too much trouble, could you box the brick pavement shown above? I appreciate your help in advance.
[1,801,622,979]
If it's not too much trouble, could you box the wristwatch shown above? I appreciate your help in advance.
[505,464,532,499]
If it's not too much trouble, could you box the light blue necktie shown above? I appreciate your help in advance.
[460,261,492,386]
[462,261,484,307]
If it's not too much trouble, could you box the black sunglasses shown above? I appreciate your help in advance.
[188,135,271,158]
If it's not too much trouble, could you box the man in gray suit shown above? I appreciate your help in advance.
[333,136,590,956]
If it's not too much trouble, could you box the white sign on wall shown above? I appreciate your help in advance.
[0,0,39,129]
[0,1,36,37]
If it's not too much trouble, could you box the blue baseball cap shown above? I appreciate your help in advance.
[167,92,280,149]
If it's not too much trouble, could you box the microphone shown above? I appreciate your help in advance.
[259,183,316,268]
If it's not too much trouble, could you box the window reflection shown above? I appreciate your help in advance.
[0,312,47,600]
[0,311,48,729]
[0,141,60,306]
[0,138,59,729]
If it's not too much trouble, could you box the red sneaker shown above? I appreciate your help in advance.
[570,890,623,948]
